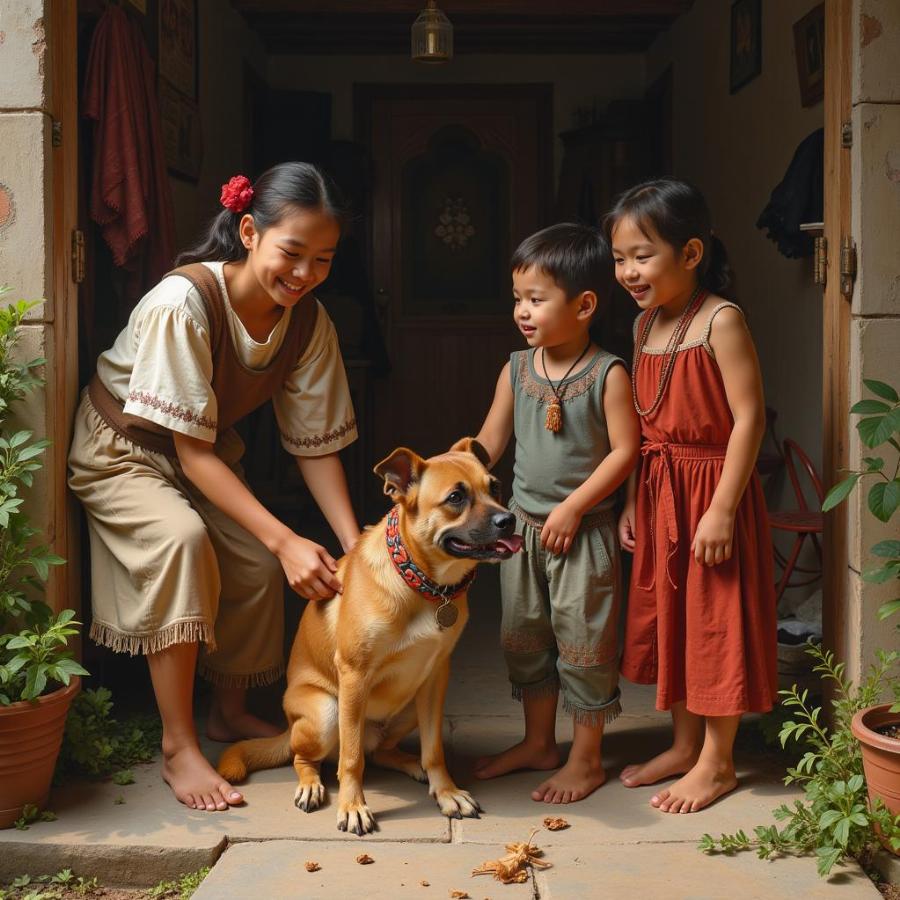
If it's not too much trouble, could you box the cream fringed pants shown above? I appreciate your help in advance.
[67,393,285,688]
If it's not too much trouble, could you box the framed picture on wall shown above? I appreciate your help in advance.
[159,0,197,100]
[159,79,203,181]
[730,0,762,93]
[793,3,825,107]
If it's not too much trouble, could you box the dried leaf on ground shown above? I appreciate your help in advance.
[471,829,551,884]
[420,879,430,886]
[450,892,470,899]
[356,853,375,865]
[305,861,321,872]
[543,816,569,831]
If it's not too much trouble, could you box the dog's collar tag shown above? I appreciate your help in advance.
[435,599,459,629]
[385,506,474,626]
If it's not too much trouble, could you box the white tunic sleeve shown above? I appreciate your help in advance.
[122,304,218,442]
[273,303,358,457]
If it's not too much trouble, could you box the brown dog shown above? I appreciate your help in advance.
[217,438,521,835]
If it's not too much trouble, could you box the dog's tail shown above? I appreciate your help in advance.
[216,730,292,782]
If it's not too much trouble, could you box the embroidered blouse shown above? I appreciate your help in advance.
[96,261,357,456]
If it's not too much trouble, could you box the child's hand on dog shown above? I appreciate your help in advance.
[275,534,343,600]
[540,499,583,555]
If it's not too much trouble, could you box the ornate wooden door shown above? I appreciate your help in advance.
[360,85,552,480]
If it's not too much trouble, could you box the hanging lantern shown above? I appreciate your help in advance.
[411,0,453,64]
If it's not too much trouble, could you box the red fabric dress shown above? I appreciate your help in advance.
[620,303,778,716]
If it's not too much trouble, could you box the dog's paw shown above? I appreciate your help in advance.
[433,787,482,820]
[337,801,377,835]
[294,781,325,813]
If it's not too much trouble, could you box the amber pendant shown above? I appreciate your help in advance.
[435,600,459,629]
[545,399,562,433]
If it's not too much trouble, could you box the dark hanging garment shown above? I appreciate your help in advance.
[756,128,824,259]
[83,5,176,292]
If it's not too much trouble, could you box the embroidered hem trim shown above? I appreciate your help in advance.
[127,390,217,432]
[197,662,284,689]
[557,639,618,668]
[511,673,560,702]
[90,619,216,656]
[561,693,623,727]
[282,418,357,450]
[501,630,556,655]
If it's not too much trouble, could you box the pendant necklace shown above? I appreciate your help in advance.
[542,339,592,433]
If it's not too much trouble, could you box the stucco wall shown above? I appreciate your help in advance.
[845,0,900,677]
[0,1,53,549]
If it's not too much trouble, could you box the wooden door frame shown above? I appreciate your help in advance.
[822,0,852,660]
[48,0,81,618]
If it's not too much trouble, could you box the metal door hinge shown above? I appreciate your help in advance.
[51,119,62,147]
[841,121,853,148]
[71,229,85,284]
[814,236,827,286]
[840,236,856,298]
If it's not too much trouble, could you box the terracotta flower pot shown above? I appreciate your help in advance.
[852,702,900,855]
[0,677,80,828]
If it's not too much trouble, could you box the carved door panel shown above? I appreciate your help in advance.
[363,86,552,488]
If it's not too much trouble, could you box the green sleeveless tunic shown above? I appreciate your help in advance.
[509,347,624,519]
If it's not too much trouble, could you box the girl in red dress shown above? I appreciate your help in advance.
[609,178,778,813]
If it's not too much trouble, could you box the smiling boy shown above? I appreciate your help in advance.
[473,223,640,804]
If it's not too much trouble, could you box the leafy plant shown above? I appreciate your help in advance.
[13,804,56,831]
[0,288,87,704]
[1,870,100,899]
[822,378,900,622]
[700,644,900,877]
[56,687,160,780]
[148,868,210,900]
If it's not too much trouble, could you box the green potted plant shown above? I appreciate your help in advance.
[823,378,900,828]
[699,377,900,876]
[0,288,87,828]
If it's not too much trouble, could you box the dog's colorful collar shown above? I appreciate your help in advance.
[385,506,475,603]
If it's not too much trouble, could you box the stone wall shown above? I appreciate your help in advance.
[0,0,55,575]
[845,0,900,677]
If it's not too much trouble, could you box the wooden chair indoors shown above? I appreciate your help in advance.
[768,438,825,603]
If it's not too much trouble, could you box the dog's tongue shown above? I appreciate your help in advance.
[496,535,524,553]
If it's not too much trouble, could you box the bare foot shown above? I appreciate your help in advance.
[206,705,282,743]
[532,756,606,804]
[651,760,738,813]
[473,740,561,780]
[162,744,244,811]
[619,745,699,788]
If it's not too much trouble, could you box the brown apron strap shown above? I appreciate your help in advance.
[164,263,225,350]
[87,374,177,457]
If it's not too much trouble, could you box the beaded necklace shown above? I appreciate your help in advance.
[631,286,706,418]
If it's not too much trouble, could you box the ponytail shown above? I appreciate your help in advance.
[175,162,349,267]
[605,178,737,302]
[704,234,735,300]
[176,207,246,266]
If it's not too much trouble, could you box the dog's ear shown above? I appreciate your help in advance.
[449,437,491,469]
[374,447,424,499]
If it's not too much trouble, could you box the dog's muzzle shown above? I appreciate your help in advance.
[440,510,523,561]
